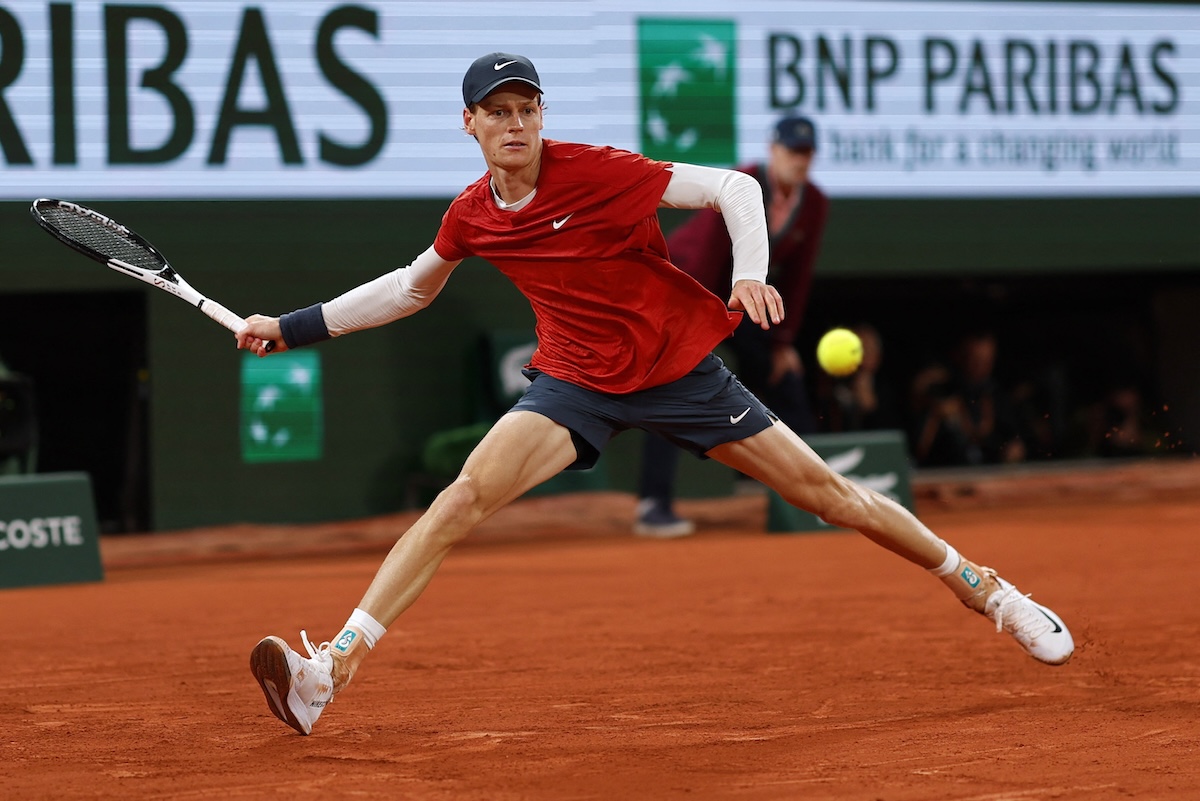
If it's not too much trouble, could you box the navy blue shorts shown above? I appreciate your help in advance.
[509,353,777,470]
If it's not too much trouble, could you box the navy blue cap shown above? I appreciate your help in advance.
[463,52,543,107]
[773,115,817,150]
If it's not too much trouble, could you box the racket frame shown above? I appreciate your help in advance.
[30,198,262,341]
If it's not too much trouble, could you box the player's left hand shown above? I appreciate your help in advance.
[728,279,784,330]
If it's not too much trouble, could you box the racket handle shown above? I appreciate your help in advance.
[199,298,277,352]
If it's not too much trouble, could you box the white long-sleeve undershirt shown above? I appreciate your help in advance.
[322,245,454,336]
[659,162,769,286]
[321,161,770,337]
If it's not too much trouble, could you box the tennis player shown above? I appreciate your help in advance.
[237,52,1074,736]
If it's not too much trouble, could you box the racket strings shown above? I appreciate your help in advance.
[41,207,164,271]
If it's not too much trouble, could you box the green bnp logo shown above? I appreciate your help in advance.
[637,18,736,165]
[240,350,324,463]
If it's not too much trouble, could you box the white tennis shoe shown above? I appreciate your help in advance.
[981,569,1074,665]
[250,631,335,735]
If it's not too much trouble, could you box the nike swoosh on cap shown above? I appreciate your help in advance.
[494,60,518,70]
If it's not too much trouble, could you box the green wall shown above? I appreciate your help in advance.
[816,196,1200,277]
[1,194,1197,530]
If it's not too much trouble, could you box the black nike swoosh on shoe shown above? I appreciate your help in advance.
[1037,607,1064,633]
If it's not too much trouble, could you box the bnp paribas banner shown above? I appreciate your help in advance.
[1,1,1196,199]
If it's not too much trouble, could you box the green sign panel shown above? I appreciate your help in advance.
[767,430,914,534]
[240,351,324,463]
[638,17,737,165]
[0,473,104,589]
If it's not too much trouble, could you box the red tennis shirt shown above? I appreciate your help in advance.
[434,140,742,394]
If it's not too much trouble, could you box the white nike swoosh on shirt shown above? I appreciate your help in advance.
[552,214,573,229]
[494,60,518,70]
[730,408,751,424]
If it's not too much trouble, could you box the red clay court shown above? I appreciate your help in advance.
[2,459,1198,800]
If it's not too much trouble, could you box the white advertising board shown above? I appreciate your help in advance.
[0,0,1195,198]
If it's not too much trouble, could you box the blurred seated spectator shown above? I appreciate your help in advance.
[0,352,37,476]
[1085,380,1148,458]
[909,329,1026,467]
[1009,361,1072,461]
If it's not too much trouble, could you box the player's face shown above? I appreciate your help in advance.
[464,85,544,172]
[769,142,814,189]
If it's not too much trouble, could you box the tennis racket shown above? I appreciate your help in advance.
[30,198,274,351]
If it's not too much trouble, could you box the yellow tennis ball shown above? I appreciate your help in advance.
[816,328,863,377]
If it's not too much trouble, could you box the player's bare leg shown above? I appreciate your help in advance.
[709,421,1073,665]
[341,412,577,671]
[251,411,579,734]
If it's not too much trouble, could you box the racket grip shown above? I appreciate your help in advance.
[199,297,247,333]
[200,298,276,352]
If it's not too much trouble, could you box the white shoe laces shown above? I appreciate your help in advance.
[301,630,334,670]
[991,587,1053,639]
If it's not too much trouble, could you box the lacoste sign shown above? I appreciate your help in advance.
[0,473,104,589]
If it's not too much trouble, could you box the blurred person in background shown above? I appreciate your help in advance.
[635,115,830,536]
[816,322,905,434]
[909,329,1026,467]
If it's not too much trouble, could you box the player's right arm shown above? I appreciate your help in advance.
[236,246,461,356]
[322,246,460,333]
